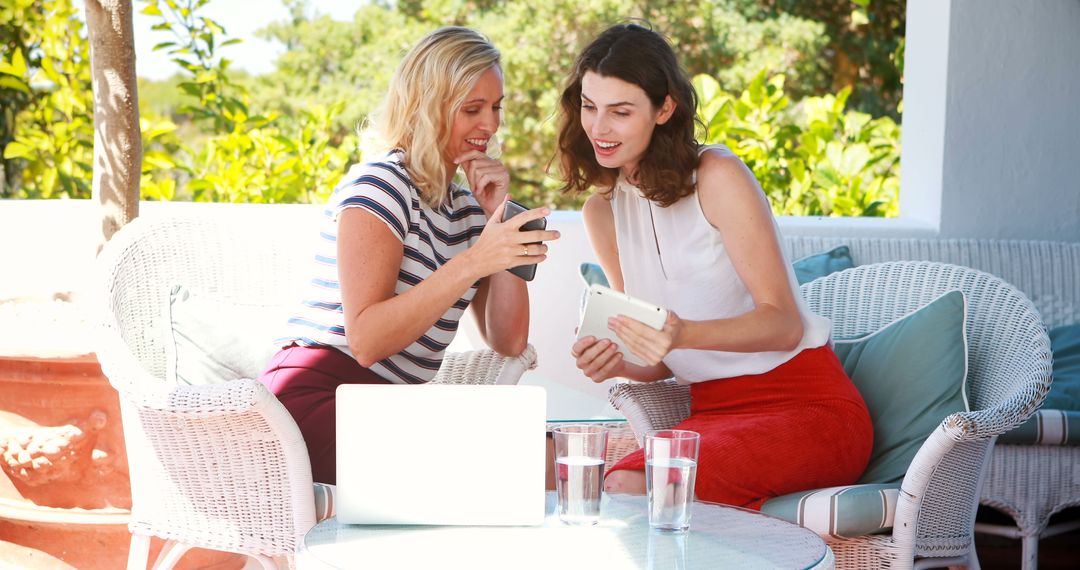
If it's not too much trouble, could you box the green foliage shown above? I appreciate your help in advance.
[250,0,832,210]
[756,0,906,120]
[696,72,899,217]
[1,0,94,198]
[137,0,359,203]
[4,0,902,218]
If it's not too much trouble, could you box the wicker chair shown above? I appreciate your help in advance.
[94,213,537,570]
[783,237,1080,570]
[609,261,1053,570]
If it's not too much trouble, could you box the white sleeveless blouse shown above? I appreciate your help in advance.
[610,145,831,383]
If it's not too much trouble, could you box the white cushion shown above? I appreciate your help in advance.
[163,285,284,385]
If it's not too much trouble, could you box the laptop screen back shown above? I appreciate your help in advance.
[335,384,547,526]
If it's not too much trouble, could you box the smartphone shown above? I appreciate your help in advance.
[502,199,547,281]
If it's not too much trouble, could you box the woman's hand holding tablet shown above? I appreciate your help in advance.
[576,284,668,367]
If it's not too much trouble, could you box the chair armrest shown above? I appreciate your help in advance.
[432,344,538,386]
[608,379,690,445]
[890,382,1050,563]
[118,376,317,556]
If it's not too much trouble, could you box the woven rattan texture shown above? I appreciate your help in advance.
[608,260,1054,569]
[95,213,539,567]
[981,443,1080,535]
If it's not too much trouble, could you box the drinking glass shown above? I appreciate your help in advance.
[551,424,608,525]
[645,429,700,532]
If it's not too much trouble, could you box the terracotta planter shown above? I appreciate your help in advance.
[0,352,131,569]
[0,353,249,569]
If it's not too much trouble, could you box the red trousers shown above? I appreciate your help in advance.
[258,344,390,484]
[609,346,873,510]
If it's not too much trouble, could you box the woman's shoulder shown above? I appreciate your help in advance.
[695,145,755,194]
[696,144,743,174]
[693,145,771,227]
[582,191,614,215]
[355,150,411,181]
[336,152,416,197]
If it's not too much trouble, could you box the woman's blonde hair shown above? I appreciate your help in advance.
[370,27,501,209]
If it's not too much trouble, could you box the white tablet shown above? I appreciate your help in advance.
[576,284,668,367]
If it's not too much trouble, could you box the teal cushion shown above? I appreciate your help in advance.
[791,245,854,285]
[579,262,610,288]
[833,290,970,484]
[999,324,1080,445]
[164,285,283,385]
[761,483,900,538]
[1045,323,1080,410]
[998,409,1080,446]
[579,263,610,318]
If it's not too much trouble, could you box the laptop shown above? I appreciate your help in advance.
[335,384,547,526]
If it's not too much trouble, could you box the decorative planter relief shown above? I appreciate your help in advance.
[0,296,245,569]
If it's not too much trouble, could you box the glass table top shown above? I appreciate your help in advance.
[300,492,833,570]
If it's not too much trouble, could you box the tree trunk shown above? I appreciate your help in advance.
[85,0,140,249]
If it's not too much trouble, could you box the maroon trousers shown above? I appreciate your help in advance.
[258,344,390,484]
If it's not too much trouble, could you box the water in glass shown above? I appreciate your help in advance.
[646,457,697,531]
[555,455,604,524]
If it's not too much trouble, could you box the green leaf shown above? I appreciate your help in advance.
[0,75,30,93]
[143,150,177,170]
[3,141,33,159]
[10,47,28,76]
[813,166,843,189]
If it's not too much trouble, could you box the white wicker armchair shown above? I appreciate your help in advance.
[609,261,1053,569]
[787,236,1080,570]
[94,213,537,569]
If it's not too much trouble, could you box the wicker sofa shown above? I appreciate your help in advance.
[607,236,1079,570]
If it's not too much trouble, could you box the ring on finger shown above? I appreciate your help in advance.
[522,245,529,256]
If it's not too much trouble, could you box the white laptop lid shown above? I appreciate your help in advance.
[335,384,547,526]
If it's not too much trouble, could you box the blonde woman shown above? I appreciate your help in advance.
[258,27,559,484]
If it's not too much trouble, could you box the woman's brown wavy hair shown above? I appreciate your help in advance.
[555,23,701,207]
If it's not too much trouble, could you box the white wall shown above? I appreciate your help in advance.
[904,0,1080,240]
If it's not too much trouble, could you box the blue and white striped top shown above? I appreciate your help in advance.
[278,149,488,384]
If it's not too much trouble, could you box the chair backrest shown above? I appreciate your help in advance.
[96,208,318,380]
[801,261,1052,557]
[95,210,320,557]
[784,236,1080,328]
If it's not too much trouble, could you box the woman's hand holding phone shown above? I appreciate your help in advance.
[501,199,548,281]
[462,200,558,280]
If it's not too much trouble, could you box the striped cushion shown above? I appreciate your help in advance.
[761,483,900,538]
[314,482,336,522]
[998,409,1080,445]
